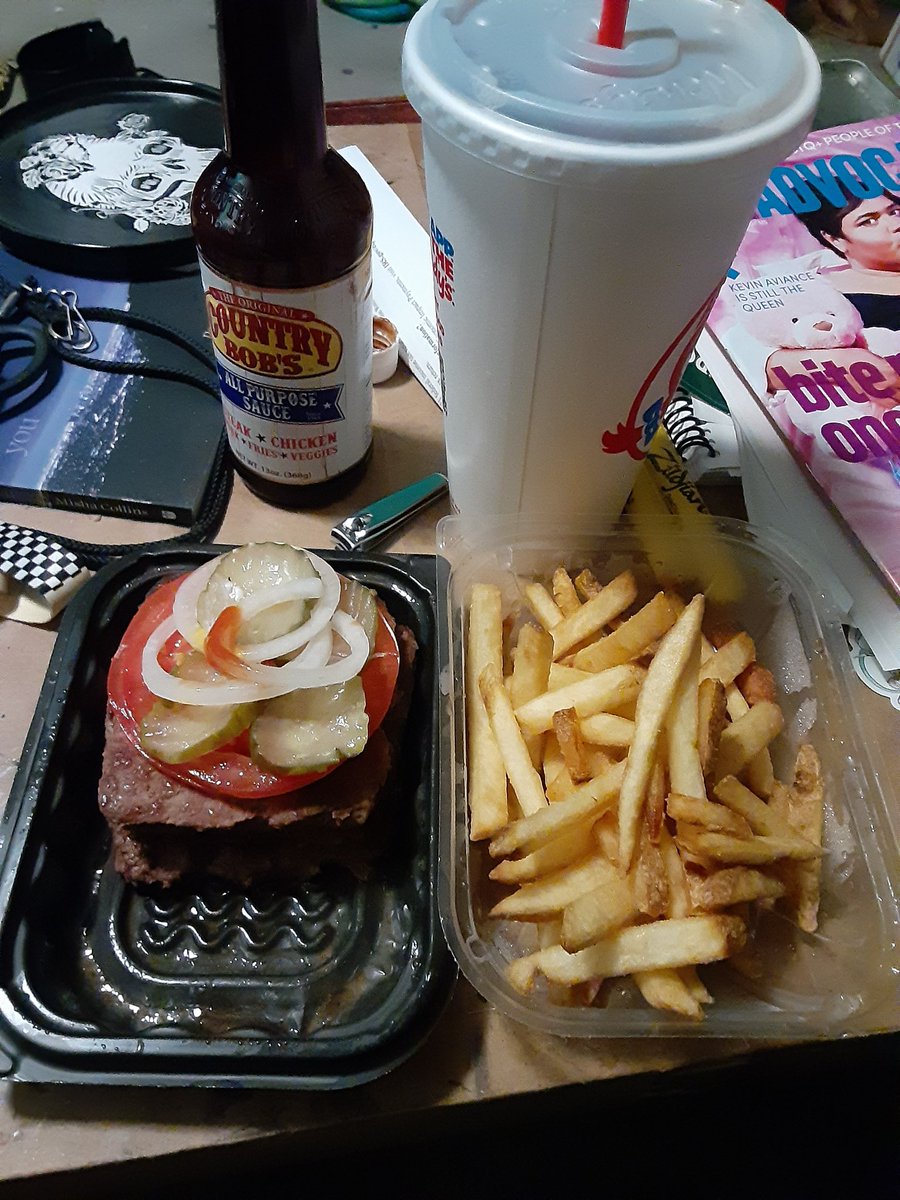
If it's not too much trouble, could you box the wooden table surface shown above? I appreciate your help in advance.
[0,122,897,1189]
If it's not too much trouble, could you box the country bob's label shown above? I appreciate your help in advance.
[198,258,372,487]
[205,288,342,380]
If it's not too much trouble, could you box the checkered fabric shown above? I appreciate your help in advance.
[0,522,85,596]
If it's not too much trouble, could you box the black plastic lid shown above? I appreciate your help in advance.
[0,77,223,277]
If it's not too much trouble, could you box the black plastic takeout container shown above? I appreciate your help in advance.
[0,546,456,1088]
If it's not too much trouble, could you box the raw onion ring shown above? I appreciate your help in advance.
[235,575,332,662]
[206,608,369,689]
[142,613,368,705]
[171,557,220,647]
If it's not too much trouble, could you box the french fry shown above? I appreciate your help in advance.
[778,744,825,933]
[506,952,542,995]
[541,731,566,784]
[767,779,792,825]
[489,853,619,921]
[705,621,740,649]
[634,969,704,1020]
[714,774,815,849]
[593,812,620,864]
[479,664,548,816]
[560,871,638,950]
[679,968,712,1005]
[635,815,668,918]
[573,568,603,600]
[645,758,666,845]
[509,623,554,769]
[674,825,714,871]
[543,731,590,803]
[550,570,638,659]
[721,675,775,797]
[489,820,597,884]
[510,915,746,989]
[467,562,830,1022]
[466,583,507,840]
[515,663,646,735]
[546,764,577,803]
[488,760,625,858]
[538,919,576,1005]
[782,744,825,931]
[572,592,679,673]
[618,593,706,873]
[736,661,777,706]
[666,792,754,838]
[523,582,563,631]
[548,663,593,690]
[586,745,617,776]
[689,867,785,911]
[578,712,635,749]
[698,676,727,778]
[713,701,784,783]
[660,825,692,919]
[552,707,592,783]
[552,567,582,616]
[665,635,705,801]
[699,632,756,687]
[676,826,822,865]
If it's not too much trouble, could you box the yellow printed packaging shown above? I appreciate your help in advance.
[624,426,743,603]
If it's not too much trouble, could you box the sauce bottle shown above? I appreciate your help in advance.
[191,0,374,508]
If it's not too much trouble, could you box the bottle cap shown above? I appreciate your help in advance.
[372,316,399,384]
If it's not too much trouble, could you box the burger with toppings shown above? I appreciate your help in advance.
[98,543,416,888]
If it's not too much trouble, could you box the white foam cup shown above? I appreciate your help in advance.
[402,0,821,522]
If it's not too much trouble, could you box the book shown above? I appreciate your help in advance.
[703,113,900,668]
[0,246,225,525]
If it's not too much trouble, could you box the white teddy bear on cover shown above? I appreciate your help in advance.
[742,277,900,358]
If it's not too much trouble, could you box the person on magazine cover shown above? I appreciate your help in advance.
[799,190,900,329]
[711,190,900,589]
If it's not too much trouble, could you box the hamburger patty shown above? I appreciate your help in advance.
[98,621,417,888]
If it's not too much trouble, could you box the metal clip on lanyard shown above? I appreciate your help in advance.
[331,472,449,552]
[0,278,95,403]
[0,276,95,352]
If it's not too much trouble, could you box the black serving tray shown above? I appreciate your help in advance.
[0,546,456,1088]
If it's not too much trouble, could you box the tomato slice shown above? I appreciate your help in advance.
[106,573,401,800]
[205,605,257,680]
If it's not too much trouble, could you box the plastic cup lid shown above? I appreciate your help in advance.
[403,0,820,171]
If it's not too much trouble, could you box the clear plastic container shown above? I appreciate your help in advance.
[435,514,899,1038]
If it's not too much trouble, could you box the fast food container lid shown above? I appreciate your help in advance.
[0,545,455,1087]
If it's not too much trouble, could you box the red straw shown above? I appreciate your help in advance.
[597,0,630,47]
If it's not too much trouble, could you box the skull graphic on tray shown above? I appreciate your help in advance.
[18,111,218,232]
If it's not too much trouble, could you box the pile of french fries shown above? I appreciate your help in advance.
[465,565,825,1021]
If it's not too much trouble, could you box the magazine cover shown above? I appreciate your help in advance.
[707,115,900,599]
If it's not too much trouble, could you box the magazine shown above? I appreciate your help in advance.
[706,114,900,601]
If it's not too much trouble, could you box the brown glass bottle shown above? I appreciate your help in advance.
[191,0,374,508]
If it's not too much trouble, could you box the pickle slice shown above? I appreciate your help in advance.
[139,651,256,764]
[339,578,379,653]
[249,677,369,775]
[197,542,318,647]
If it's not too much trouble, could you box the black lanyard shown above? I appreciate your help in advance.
[0,275,232,569]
